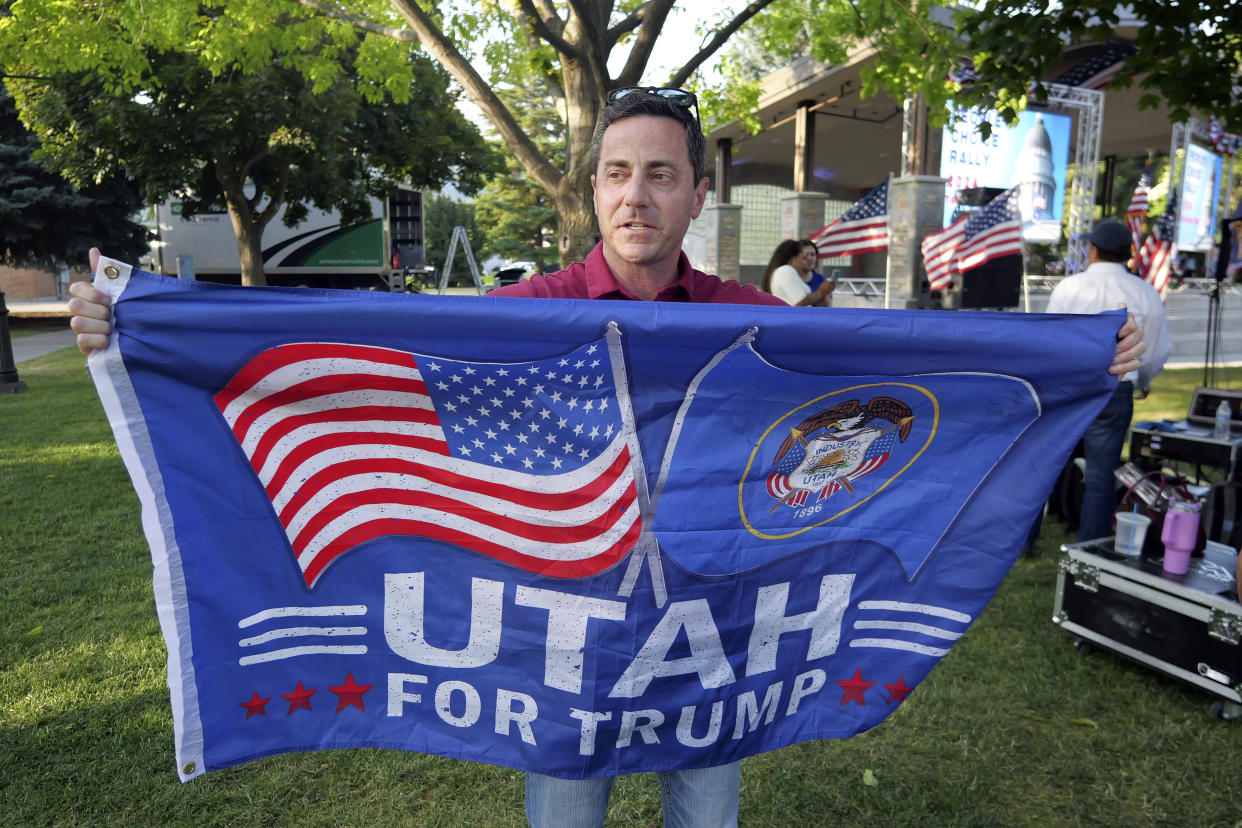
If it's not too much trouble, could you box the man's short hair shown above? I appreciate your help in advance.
[590,91,707,182]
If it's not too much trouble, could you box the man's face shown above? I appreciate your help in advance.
[592,115,709,273]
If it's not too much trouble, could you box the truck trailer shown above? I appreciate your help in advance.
[141,187,423,290]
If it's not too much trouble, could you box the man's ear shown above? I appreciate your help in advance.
[691,177,709,219]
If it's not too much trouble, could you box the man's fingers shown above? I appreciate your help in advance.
[67,276,113,354]
[89,247,101,272]
[68,313,112,355]
[1109,336,1146,376]
[1108,309,1145,376]
[67,283,112,318]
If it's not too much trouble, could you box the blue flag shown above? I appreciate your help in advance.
[86,258,1122,782]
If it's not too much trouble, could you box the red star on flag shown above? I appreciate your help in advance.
[240,691,271,719]
[837,669,875,706]
[328,672,374,712]
[883,677,914,704]
[282,680,317,714]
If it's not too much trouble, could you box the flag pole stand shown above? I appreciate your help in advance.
[1202,278,1224,388]
[1021,260,1031,314]
[0,290,29,395]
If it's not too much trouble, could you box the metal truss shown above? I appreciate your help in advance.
[1040,83,1104,273]
[1170,119,1239,252]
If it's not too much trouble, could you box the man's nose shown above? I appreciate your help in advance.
[622,176,651,206]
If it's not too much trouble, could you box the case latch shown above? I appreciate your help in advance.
[1060,557,1099,593]
[1208,608,1242,645]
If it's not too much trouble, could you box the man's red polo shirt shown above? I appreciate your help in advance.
[490,242,787,307]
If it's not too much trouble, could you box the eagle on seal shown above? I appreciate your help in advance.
[772,397,915,467]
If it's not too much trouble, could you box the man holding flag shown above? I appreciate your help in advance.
[66,89,1148,828]
[1046,218,1172,542]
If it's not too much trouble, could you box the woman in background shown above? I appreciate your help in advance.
[761,239,833,306]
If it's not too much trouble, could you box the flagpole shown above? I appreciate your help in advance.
[1021,245,1031,314]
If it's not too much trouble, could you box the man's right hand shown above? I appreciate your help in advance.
[67,247,113,354]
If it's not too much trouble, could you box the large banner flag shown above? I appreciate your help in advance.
[86,257,1123,782]
[810,178,889,258]
[921,187,1024,291]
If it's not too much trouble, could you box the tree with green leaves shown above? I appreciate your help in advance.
[475,162,561,273]
[474,83,564,273]
[1,0,792,267]
[2,7,495,285]
[724,1,1242,140]
[957,1,1242,132]
[0,83,148,268]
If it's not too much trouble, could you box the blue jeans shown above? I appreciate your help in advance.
[524,763,741,828]
[1078,381,1133,542]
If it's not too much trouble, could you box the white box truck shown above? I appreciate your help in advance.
[141,186,423,290]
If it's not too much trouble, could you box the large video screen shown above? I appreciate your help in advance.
[940,107,1073,243]
[1177,142,1223,252]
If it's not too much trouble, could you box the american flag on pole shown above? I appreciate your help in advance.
[214,336,642,587]
[1136,192,1178,298]
[921,187,1024,291]
[811,178,889,257]
[1208,117,1241,157]
[1126,163,1152,253]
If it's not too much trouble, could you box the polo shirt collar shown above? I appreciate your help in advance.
[582,243,695,302]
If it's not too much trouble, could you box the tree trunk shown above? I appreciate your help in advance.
[232,213,267,288]
[554,183,598,267]
[555,47,601,267]
[213,156,285,287]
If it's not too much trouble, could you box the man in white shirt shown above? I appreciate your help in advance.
[1046,218,1173,541]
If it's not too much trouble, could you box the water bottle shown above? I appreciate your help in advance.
[1215,399,1232,440]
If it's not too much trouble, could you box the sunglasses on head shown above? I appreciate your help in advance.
[606,86,700,124]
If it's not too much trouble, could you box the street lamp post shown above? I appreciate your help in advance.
[0,288,29,394]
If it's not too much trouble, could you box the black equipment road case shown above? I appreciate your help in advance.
[1054,538,1242,714]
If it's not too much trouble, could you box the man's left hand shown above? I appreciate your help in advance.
[1110,310,1145,376]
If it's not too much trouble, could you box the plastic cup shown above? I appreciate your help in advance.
[1113,512,1150,558]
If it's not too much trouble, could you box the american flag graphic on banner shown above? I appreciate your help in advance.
[811,179,889,257]
[921,187,1024,291]
[1136,192,1178,298]
[1126,164,1152,253]
[213,336,642,587]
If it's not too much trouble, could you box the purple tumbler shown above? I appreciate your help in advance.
[1160,499,1201,574]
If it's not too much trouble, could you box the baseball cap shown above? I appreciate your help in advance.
[1086,219,1132,256]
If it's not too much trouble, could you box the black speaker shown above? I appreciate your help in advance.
[955,187,1007,207]
[958,255,1022,308]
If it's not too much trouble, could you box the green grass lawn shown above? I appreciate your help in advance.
[3,352,1240,827]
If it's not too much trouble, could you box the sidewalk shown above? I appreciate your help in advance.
[7,298,70,318]
[11,329,78,363]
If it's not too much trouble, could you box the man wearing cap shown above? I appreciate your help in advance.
[1046,218,1172,542]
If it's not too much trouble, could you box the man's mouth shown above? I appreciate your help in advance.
[622,222,652,230]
